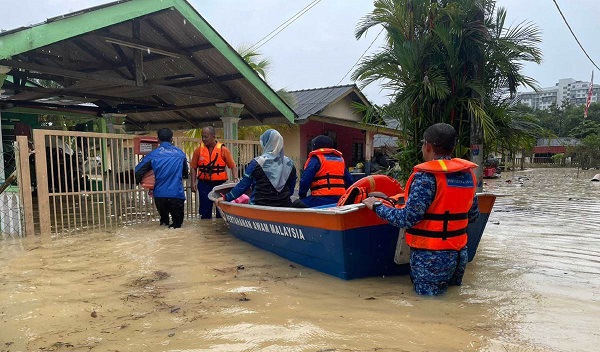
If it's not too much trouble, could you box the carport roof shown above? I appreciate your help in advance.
[0,0,295,130]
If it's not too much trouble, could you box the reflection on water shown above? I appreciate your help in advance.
[1,168,599,351]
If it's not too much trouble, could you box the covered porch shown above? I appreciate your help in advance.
[0,0,295,236]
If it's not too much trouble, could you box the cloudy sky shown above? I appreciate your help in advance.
[1,0,599,105]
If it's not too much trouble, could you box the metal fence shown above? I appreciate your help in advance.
[19,130,260,236]
[0,140,24,238]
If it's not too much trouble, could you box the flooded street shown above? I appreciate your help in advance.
[1,168,599,351]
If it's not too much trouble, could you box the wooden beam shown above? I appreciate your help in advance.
[132,21,144,87]
[0,59,228,100]
[82,43,213,74]
[131,116,225,131]
[111,43,136,79]
[167,73,243,88]
[173,111,198,128]
[145,18,263,123]
[3,82,162,107]
[1,99,102,115]
[117,101,220,114]
[102,32,182,58]
[71,38,131,80]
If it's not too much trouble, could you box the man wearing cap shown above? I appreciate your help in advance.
[363,123,480,295]
[293,135,354,208]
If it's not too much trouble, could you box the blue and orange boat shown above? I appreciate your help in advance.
[210,175,496,280]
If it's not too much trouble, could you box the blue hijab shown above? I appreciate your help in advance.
[255,129,294,192]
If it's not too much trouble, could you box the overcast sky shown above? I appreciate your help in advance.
[1,0,599,105]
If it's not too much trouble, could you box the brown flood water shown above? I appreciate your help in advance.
[1,168,599,352]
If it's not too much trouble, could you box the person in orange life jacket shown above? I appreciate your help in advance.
[363,123,480,296]
[292,135,353,208]
[220,129,297,207]
[134,128,189,228]
[190,126,238,219]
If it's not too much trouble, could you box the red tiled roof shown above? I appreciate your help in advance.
[533,146,567,154]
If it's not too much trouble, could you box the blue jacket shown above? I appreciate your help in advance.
[135,142,189,199]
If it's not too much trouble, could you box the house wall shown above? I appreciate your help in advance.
[280,125,301,169]
[299,121,365,167]
[320,95,364,122]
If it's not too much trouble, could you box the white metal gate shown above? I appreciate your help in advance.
[23,130,260,236]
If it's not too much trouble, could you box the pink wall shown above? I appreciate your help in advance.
[299,121,365,167]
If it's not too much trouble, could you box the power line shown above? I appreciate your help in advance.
[249,0,323,51]
[552,0,600,71]
[335,28,384,86]
[316,28,385,104]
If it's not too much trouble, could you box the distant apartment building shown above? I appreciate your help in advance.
[517,78,600,110]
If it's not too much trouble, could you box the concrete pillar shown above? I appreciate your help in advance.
[216,103,244,180]
[216,102,244,141]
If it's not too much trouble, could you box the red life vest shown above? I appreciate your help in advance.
[196,142,228,181]
[405,158,477,251]
[304,148,347,196]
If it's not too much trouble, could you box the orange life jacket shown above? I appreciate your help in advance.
[305,148,347,196]
[405,158,477,251]
[196,142,228,181]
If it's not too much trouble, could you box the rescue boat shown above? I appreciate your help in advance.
[209,175,496,280]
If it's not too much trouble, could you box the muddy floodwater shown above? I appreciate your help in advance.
[1,168,599,351]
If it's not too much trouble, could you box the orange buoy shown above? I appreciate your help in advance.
[337,174,404,206]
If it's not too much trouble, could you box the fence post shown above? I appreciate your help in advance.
[33,130,51,235]
[16,136,35,236]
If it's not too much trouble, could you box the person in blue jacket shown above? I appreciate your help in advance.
[135,128,189,228]
[222,129,296,207]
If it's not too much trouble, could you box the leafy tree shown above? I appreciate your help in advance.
[237,45,271,81]
[352,0,542,180]
[567,133,600,169]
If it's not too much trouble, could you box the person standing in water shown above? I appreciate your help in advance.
[190,126,237,219]
[363,123,479,295]
[135,128,189,228]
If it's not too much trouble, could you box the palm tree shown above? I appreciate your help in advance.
[352,0,542,179]
[237,45,272,81]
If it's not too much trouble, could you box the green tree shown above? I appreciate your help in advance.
[237,45,272,81]
[352,0,542,180]
[567,133,600,169]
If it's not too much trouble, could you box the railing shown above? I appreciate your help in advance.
[23,130,261,236]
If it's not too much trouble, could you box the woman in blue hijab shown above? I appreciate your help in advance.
[223,129,297,207]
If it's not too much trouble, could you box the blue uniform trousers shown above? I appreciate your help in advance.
[410,246,468,295]
[198,180,225,219]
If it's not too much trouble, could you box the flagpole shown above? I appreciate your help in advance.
[584,70,594,118]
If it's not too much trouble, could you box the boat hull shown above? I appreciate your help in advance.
[212,187,495,280]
